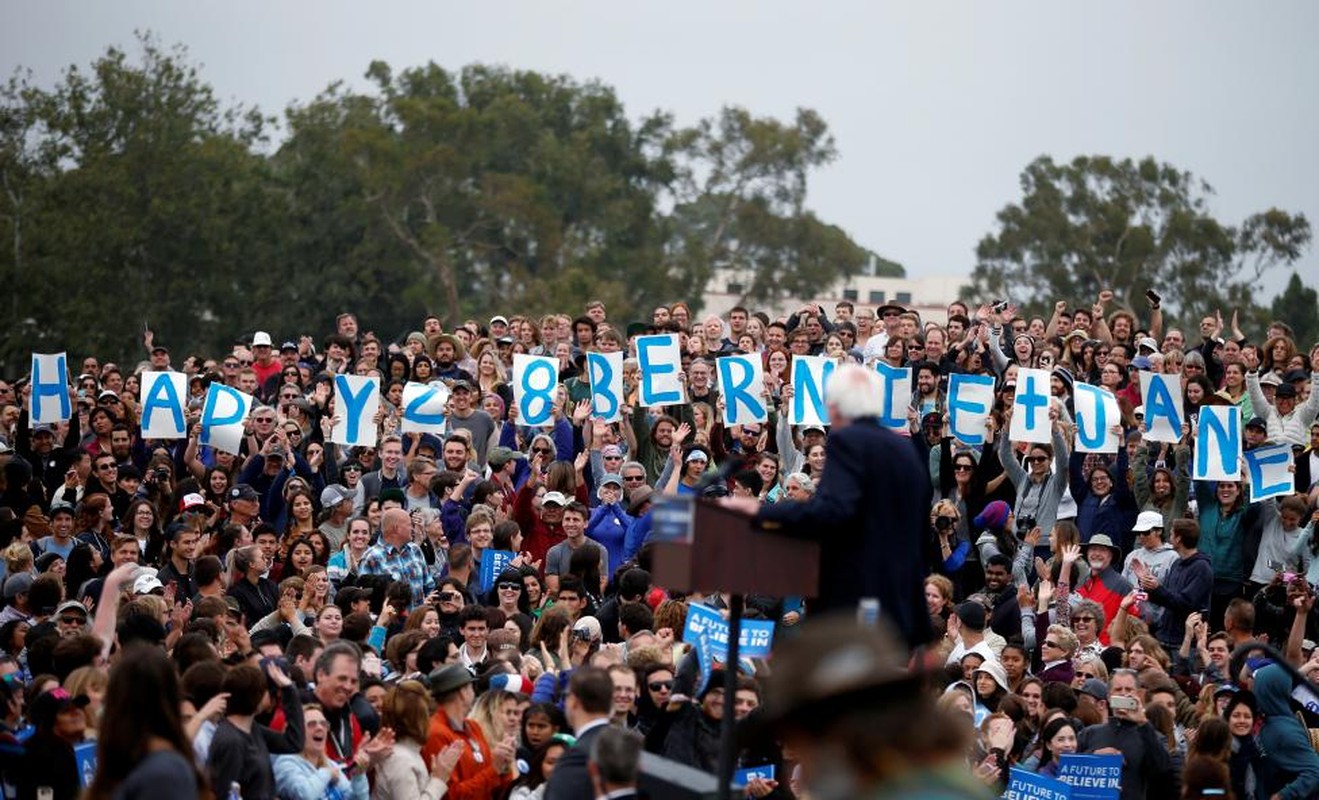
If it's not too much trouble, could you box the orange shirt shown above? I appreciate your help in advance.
[420,710,512,800]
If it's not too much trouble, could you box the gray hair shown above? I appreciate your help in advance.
[785,472,816,494]
[589,727,643,787]
[824,364,885,421]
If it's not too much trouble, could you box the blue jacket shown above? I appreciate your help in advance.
[586,502,632,576]
[1147,551,1214,646]
[1070,449,1137,549]
[1255,664,1319,800]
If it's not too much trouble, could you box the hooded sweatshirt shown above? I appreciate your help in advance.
[1254,664,1319,800]
[1147,551,1214,647]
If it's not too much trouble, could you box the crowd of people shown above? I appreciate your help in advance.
[0,291,1317,799]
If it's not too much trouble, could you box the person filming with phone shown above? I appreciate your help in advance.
[1076,668,1173,800]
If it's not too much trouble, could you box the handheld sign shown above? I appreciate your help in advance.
[684,603,775,695]
[332,374,380,448]
[200,383,253,455]
[947,373,995,445]
[74,740,98,788]
[478,550,516,594]
[1140,372,1183,444]
[1005,766,1072,800]
[400,381,449,434]
[513,354,559,426]
[717,354,766,426]
[29,352,71,424]
[874,361,912,431]
[636,334,684,407]
[1193,405,1241,481]
[1073,384,1120,454]
[1057,753,1121,800]
[1245,443,1294,503]
[586,351,625,423]
[139,371,188,439]
[790,355,834,427]
[733,765,777,789]
[1010,368,1053,444]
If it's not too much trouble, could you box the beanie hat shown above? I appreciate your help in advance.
[974,500,1011,531]
[1052,366,1075,394]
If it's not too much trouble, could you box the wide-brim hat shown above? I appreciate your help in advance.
[427,664,475,697]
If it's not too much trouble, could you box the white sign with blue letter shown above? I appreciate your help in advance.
[1073,383,1120,454]
[1010,368,1053,444]
[1194,404,1241,481]
[947,373,995,445]
[717,354,766,426]
[332,374,380,447]
[200,382,253,455]
[400,381,449,434]
[1140,371,1184,444]
[513,354,560,426]
[789,355,834,427]
[1245,442,1294,503]
[29,352,71,424]
[636,334,684,407]
[586,351,625,423]
[873,361,912,431]
[139,371,188,439]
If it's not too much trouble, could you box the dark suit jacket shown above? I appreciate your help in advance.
[757,416,933,647]
[544,720,607,800]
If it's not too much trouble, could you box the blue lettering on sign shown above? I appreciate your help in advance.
[1017,372,1049,432]
[404,384,445,426]
[587,352,619,419]
[141,374,184,434]
[30,353,71,422]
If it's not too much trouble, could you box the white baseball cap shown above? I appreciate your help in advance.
[252,331,273,347]
[1132,510,1165,533]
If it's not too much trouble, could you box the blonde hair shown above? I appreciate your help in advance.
[2,541,33,575]
[467,688,517,743]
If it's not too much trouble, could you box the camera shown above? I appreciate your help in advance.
[436,592,458,604]
[154,468,171,481]
[934,516,955,532]
[992,299,1009,314]
[1145,289,1162,305]
[1016,515,1037,535]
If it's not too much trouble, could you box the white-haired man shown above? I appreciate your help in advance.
[723,364,933,646]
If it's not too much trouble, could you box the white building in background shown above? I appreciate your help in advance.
[701,266,971,322]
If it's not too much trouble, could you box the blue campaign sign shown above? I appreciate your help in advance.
[1004,767,1071,800]
[75,740,98,787]
[734,764,776,787]
[478,550,516,594]
[683,602,776,694]
[1057,753,1121,800]
[650,495,695,544]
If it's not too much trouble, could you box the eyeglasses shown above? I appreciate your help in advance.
[648,680,674,692]
[497,582,522,591]
[223,361,239,368]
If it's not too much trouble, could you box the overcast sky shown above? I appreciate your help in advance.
[4,1,1316,300]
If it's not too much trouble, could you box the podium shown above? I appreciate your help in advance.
[650,496,819,597]
[647,496,819,800]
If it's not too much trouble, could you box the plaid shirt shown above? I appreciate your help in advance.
[358,540,436,608]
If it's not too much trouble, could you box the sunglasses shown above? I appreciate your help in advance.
[59,616,85,625]
[1027,456,1049,464]
[223,361,239,368]
[1073,616,1095,623]
[497,582,522,591]
[954,464,974,472]
[623,476,646,483]
[532,447,552,454]
[1078,671,1096,679]
[648,680,674,692]
[603,454,623,460]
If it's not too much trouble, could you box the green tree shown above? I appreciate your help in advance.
[965,155,1311,326]
[662,107,870,310]
[1271,271,1319,348]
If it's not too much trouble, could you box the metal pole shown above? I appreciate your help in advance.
[716,593,744,800]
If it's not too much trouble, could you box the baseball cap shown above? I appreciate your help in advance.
[1132,511,1164,533]
[487,446,523,469]
[572,615,602,641]
[449,379,473,392]
[496,336,515,345]
[178,493,207,513]
[600,444,623,458]
[489,315,509,326]
[252,331,273,347]
[229,484,260,503]
[1283,368,1308,383]
[1136,337,1158,353]
[3,573,33,600]
[1259,372,1283,387]
[541,491,568,507]
[1245,416,1268,431]
[320,484,353,508]
[599,473,623,488]
[48,501,75,519]
[1275,383,1297,399]
[1078,679,1108,701]
[280,340,299,352]
[97,389,119,401]
[29,687,89,728]
[802,424,826,435]
[133,574,165,595]
[55,600,88,619]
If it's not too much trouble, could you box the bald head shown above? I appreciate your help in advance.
[381,508,411,545]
